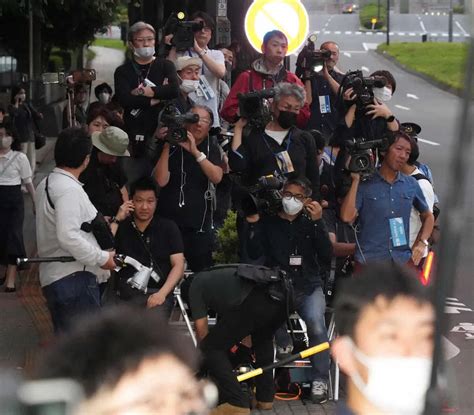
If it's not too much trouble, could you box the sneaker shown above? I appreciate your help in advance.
[311,380,328,404]
[276,345,293,359]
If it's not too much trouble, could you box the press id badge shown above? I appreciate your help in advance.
[289,255,302,267]
[275,151,295,174]
[319,95,331,114]
[196,75,215,100]
[389,217,407,247]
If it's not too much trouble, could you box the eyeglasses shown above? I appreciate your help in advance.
[134,37,155,43]
[281,191,306,202]
[197,118,212,125]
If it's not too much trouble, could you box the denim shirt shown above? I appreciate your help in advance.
[355,170,429,264]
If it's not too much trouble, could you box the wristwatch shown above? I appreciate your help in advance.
[110,216,120,225]
[386,114,396,122]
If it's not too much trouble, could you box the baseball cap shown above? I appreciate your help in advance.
[175,56,202,71]
[91,126,130,157]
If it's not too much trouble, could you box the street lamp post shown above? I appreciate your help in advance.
[448,0,454,42]
[386,0,390,46]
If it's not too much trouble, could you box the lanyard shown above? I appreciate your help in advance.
[262,130,293,155]
[131,59,154,86]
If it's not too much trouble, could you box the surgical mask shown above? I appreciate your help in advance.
[373,86,392,102]
[277,111,298,129]
[180,79,200,94]
[349,339,431,415]
[98,92,110,104]
[134,46,155,59]
[0,136,13,149]
[282,197,303,216]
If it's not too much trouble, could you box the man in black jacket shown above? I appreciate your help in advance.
[114,21,179,183]
[246,177,333,403]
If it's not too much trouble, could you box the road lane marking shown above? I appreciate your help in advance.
[362,43,378,51]
[376,32,384,36]
[395,104,410,111]
[355,31,362,35]
[417,138,440,146]
[398,32,405,36]
[442,336,460,360]
[343,52,352,57]
[343,51,367,54]
[345,31,352,34]
[409,33,416,36]
[361,66,370,72]
[419,21,427,32]
[334,31,341,34]
[455,20,468,35]
[406,93,419,100]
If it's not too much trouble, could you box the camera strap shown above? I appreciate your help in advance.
[130,220,165,280]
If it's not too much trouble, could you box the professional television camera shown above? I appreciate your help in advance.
[345,137,388,175]
[237,88,275,129]
[340,70,387,107]
[241,173,285,216]
[42,69,96,128]
[296,33,332,76]
[159,104,199,145]
[161,12,204,53]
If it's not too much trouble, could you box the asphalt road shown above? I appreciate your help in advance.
[296,11,474,413]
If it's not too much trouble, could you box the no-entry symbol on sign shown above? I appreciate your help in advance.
[244,0,309,55]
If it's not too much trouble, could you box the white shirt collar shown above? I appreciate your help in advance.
[53,167,83,186]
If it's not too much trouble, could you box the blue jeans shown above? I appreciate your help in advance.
[43,271,101,333]
[275,286,329,382]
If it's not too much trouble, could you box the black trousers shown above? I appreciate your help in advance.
[180,227,214,272]
[200,286,288,408]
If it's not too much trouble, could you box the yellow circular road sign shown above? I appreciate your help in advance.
[244,0,309,55]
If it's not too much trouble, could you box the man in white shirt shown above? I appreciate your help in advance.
[36,127,116,332]
[401,138,434,267]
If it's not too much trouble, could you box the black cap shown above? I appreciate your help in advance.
[400,122,422,136]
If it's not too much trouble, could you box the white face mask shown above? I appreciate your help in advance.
[373,86,392,102]
[0,136,13,149]
[282,196,304,216]
[349,339,431,415]
[180,79,200,94]
[134,46,155,59]
[98,92,110,104]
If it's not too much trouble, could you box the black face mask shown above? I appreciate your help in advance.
[277,111,297,129]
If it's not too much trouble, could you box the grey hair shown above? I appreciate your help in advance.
[274,82,306,106]
[128,21,156,41]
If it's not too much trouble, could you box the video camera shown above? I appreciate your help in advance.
[162,12,204,52]
[341,70,387,107]
[345,137,388,175]
[159,104,199,145]
[241,173,285,216]
[41,69,96,86]
[237,88,275,129]
[296,34,331,75]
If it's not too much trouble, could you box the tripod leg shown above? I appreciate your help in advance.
[175,290,197,347]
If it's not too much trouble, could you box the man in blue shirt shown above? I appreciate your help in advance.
[340,132,434,266]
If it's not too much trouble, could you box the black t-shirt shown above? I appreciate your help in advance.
[157,136,222,230]
[114,216,184,289]
[189,266,254,320]
[228,127,321,201]
[80,149,128,216]
[308,71,344,138]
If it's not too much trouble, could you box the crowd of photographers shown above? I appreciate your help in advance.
[0,9,440,415]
